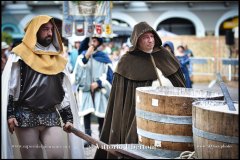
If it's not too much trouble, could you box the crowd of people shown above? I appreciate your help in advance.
[163,42,193,88]
[2,15,196,159]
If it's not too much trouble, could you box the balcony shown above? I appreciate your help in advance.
[27,1,62,6]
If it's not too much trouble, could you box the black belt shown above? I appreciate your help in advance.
[20,106,57,114]
[14,102,58,114]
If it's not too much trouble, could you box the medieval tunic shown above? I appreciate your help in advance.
[94,22,186,159]
[73,50,113,118]
[1,15,84,159]
[7,59,72,127]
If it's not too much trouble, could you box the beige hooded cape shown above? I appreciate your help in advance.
[12,15,67,75]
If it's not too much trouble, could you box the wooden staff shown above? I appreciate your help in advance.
[150,54,162,86]
[70,127,123,157]
[70,127,145,159]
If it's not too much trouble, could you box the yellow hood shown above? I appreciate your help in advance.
[12,15,67,75]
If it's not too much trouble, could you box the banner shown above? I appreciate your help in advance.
[75,20,85,36]
[62,19,73,37]
[95,24,102,36]
[104,1,112,37]
[63,1,113,38]
[85,17,94,37]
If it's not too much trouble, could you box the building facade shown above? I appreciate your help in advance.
[1,1,239,41]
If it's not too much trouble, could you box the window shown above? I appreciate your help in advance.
[157,18,195,35]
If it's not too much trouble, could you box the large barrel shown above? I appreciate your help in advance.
[192,100,238,159]
[135,86,223,158]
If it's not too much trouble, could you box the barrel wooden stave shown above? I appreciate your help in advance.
[137,117,193,136]
[136,86,224,158]
[192,101,238,159]
[136,92,193,116]
[137,117,193,151]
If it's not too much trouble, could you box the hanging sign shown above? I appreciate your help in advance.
[95,24,102,35]
[75,20,85,36]
[86,20,94,37]
[62,20,73,37]
[105,24,112,35]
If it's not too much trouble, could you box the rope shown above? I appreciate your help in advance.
[150,54,162,86]
[175,151,196,159]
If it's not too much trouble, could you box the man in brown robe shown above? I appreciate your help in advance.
[94,21,186,159]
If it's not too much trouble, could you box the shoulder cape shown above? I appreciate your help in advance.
[115,46,181,81]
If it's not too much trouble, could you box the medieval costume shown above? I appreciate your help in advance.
[163,42,192,88]
[72,38,113,140]
[1,41,9,74]
[1,15,84,159]
[94,22,186,159]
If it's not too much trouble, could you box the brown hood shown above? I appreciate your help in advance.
[115,21,181,81]
[129,21,162,52]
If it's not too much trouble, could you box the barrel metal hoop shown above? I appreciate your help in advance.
[136,108,192,124]
[139,147,183,158]
[192,126,239,144]
[137,128,193,143]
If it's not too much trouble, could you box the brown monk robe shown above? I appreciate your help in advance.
[94,22,186,159]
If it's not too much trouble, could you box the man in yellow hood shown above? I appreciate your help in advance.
[1,15,84,159]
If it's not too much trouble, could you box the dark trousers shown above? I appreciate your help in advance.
[84,113,104,136]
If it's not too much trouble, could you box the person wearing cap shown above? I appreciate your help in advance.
[1,15,84,159]
[94,22,186,159]
[176,45,192,88]
[72,36,113,147]
[1,41,9,74]
[163,41,175,55]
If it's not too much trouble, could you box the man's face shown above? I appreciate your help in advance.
[90,38,100,49]
[138,32,155,52]
[37,21,54,47]
[177,47,184,53]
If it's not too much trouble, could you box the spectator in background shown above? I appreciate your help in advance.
[62,44,73,72]
[184,44,193,57]
[184,44,194,82]
[163,41,174,55]
[69,41,81,72]
[176,45,192,88]
[103,42,112,55]
[110,50,121,71]
[78,37,90,55]
[73,37,113,147]
[1,41,9,74]
[10,40,22,51]
[120,42,129,57]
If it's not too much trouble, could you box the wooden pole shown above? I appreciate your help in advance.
[150,54,162,86]
[70,127,145,159]
[70,127,123,157]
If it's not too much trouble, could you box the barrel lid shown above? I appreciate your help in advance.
[192,100,238,114]
[136,86,223,99]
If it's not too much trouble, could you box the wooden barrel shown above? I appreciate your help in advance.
[192,100,239,159]
[135,86,224,158]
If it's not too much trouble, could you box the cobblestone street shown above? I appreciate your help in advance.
[84,123,99,159]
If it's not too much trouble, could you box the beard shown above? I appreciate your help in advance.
[37,36,52,47]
